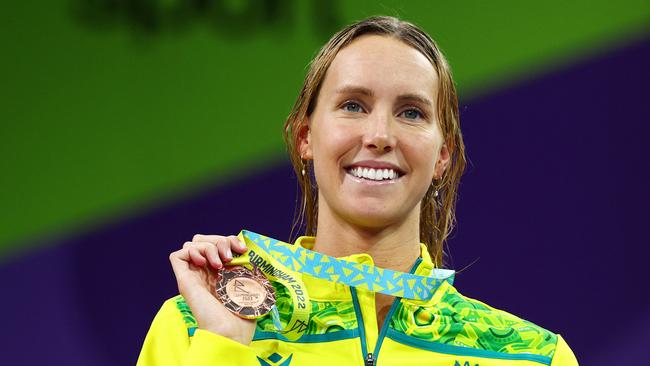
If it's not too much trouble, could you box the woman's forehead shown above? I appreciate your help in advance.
[323,35,438,100]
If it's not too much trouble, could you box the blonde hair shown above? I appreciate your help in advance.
[283,16,466,268]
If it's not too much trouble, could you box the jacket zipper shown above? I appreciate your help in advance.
[351,258,423,366]
[350,288,369,364]
[365,352,375,366]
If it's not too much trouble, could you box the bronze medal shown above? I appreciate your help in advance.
[215,265,275,319]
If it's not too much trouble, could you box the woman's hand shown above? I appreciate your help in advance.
[169,234,255,345]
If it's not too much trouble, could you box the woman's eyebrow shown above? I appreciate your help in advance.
[397,93,433,108]
[334,85,432,108]
[335,85,374,97]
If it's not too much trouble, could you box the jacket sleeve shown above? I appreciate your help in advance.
[550,335,578,366]
[137,297,259,366]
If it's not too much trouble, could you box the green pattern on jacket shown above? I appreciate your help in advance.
[173,280,558,358]
[256,283,357,335]
[390,283,557,356]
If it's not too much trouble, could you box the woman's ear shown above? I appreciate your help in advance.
[298,118,313,159]
[434,144,450,179]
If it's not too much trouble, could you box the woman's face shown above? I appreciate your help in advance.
[301,35,449,229]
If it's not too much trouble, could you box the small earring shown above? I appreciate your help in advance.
[301,160,306,176]
[433,177,441,197]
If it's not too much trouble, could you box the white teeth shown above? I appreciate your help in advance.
[347,167,400,181]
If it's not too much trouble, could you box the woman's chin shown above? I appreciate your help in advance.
[342,206,410,229]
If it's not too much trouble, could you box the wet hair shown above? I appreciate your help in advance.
[284,16,466,267]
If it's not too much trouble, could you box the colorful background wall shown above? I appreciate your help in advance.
[1,1,648,364]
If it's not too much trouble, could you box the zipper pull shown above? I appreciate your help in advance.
[365,352,375,366]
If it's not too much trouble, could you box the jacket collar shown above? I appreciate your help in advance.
[293,236,454,301]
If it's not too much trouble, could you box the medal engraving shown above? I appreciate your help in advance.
[225,277,265,307]
[216,265,275,319]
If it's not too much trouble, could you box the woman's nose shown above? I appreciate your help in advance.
[362,111,396,153]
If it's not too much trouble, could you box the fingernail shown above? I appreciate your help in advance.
[226,249,232,260]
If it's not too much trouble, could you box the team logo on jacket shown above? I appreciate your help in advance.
[454,361,479,366]
[257,352,293,366]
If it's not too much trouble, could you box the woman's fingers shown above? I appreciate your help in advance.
[192,234,248,254]
[178,234,249,270]
[215,239,233,263]
[194,242,224,269]
[227,235,248,254]
[188,245,208,267]
[183,233,248,270]
[202,244,220,268]
[192,234,222,243]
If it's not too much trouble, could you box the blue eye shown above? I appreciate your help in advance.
[401,109,423,120]
[343,102,364,113]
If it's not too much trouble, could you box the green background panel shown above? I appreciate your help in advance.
[1,0,648,258]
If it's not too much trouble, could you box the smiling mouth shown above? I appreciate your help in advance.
[345,167,404,182]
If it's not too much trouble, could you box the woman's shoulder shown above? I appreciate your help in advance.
[394,281,578,364]
[437,281,555,334]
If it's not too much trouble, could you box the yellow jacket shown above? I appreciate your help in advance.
[138,236,578,366]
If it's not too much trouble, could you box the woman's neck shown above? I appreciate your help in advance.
[312,207,421,273]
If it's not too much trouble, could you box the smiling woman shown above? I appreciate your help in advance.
[297,35,451,267]
[137,16,578,366]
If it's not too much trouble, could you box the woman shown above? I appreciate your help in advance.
[138,16,578,366]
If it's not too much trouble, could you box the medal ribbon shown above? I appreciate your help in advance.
[228,232,310,341]
[227,230,455,340]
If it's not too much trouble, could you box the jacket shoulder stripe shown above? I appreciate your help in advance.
[172,295,198,337]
